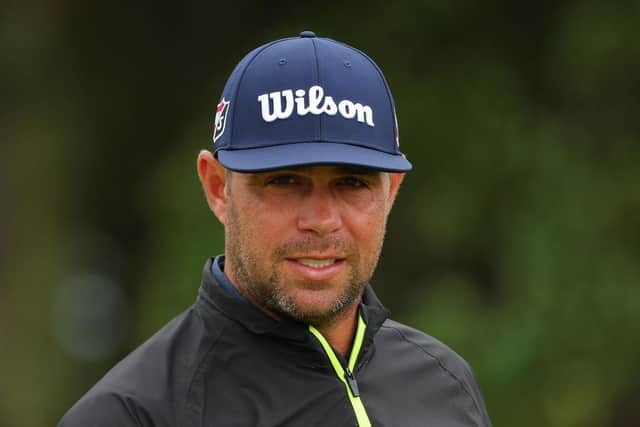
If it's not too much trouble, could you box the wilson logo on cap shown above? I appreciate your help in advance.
[213,98,230,143]
[257,85,375,127]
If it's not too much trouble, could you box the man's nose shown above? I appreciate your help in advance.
[297,187,343,236]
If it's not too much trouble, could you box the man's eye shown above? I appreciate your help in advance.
[337,177,368,188]
[266,175,300,186]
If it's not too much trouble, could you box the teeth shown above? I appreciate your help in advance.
[297,258,336,268]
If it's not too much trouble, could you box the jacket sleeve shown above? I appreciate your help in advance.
[58,391,149,427]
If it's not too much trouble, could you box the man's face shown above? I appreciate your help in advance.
[211,163,403,326]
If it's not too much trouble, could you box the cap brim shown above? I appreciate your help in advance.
[216,142,412,173]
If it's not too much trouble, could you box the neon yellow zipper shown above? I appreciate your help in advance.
[309,314,372,427]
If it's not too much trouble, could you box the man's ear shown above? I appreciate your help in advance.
[197,150,229,225]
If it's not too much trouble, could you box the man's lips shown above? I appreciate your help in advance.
[285,255,346,268]
[284,256,347,279]
[295,258,338,268]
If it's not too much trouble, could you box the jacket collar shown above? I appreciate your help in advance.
[196,256,390,343]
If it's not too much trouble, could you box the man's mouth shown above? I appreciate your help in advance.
[296,258,337,268]
[283,256,347,280]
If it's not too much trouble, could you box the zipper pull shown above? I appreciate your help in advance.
[344,368,360,397]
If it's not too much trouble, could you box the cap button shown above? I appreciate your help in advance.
[299,30,316,38]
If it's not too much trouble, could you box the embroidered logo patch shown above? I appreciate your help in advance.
[257,85,375,127]
[213,98,230,143]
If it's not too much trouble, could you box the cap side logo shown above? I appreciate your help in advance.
[213,98,230,143]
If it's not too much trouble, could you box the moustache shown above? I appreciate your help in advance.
[273,236,351,258]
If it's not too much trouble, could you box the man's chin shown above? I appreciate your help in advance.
[270,290,359,326]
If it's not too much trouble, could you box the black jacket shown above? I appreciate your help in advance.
[59,258,492,426]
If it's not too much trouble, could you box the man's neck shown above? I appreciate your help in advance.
[239,283,360,357]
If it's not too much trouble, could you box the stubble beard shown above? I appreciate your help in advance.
[224,202,385,327]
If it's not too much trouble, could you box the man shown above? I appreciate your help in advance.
[59,31,492,426]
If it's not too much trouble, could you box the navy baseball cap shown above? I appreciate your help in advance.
[212,31,412,173]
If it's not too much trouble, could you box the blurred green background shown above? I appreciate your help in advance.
[2,1,639,426]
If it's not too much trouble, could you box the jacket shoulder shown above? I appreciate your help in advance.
[380,320,471,380]
[58,390,148,427]
[378,319,492,425]
[59,305,227,426]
